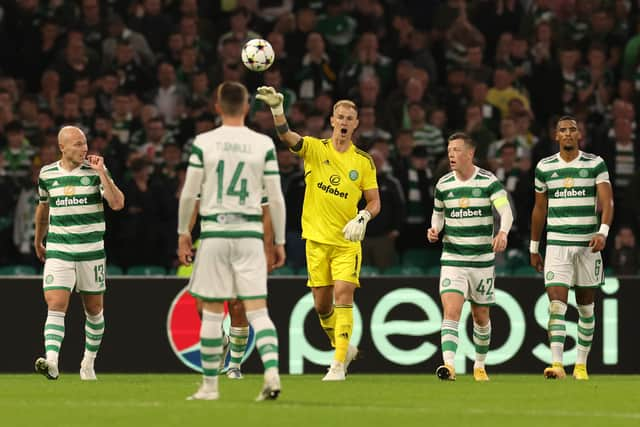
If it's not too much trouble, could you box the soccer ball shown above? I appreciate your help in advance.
[241,39,275,72]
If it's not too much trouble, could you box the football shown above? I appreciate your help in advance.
[241,39,275,72]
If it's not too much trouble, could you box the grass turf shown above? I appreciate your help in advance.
[1,374,639,427]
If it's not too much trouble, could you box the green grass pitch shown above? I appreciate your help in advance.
[2,374,639,427]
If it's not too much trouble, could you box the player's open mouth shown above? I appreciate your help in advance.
[340,128,347,134]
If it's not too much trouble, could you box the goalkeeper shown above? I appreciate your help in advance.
[257,87,380,381]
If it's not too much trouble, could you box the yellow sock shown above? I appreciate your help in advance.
[318,307,336,347]
[334,305,353,363]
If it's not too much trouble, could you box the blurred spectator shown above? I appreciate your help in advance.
[296,32,336,100]
[129,0,174,53]
[397,146,433,251]
[407,102,445,168]
[463,103,496,162]
[217,7,261,54]
[115,156,160,268]
[339,32,393,97]
[316,0,357,68]
[577,43,614,118]
[487,64,531,117]
[13,163,40,268]
[152,62,188,126]
[465,42,492,84]
[610,226,639,275]
[2,120,34,187]
[362,149,405,270]
[487,116,530,171]
[354,106,390,149]
[284,7,317,61]
[102,13,155,70]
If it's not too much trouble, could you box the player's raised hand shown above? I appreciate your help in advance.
[492,231,508,252]
[177,234,194,266]
[530,252,544,273]
[256,86,284,109]
[427,227,440,243]
[86,155,105,171]
[589,233,606,253]
[342,210,372,242]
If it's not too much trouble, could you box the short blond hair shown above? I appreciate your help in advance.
[333,99,358,115]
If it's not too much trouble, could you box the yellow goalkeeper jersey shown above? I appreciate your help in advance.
[293,136,378,247]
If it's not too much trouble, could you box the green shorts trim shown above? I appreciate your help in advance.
[545,282,570,288]
[469,300,496,307]
[440,289,465,296]
[189,290,229,302]
[237,294,267,300]
[78,290,105,295]
[43,286,72,292]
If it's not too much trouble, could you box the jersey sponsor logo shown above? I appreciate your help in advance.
[167,287,256,373]
[349,170,359,181]
[317,181,349,199]
[63,186,75,196]
[329,174,341,185]
[553,188,586,198]
[563,177,574,188]
[449,208,483,218]
[459,197,470,208]
[55,196,89,207]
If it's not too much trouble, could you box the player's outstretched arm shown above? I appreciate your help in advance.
[256,86,302,148]
[530,191,548,272]
[590,181,614,253]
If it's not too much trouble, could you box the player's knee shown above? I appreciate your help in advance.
[577,303,594,318]
[549,300,567,315]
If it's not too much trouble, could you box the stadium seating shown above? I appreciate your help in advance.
[269,265,296,276]
[511,265,541,277]
[383,265,427,276]
[0,265,37,275]
[360,265,381,277]
[424,265,441,277]
[106,265,124,275]
[127,265,167,276]
[401,248,440,268]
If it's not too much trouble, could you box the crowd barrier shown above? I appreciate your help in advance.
[2,276,636,374]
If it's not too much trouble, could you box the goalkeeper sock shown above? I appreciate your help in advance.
[473,321,491,369]
[548,300,567,365]
[576,303,595,365]
[200,310,224,380]
[228,326,249,370]
[318,306,337,347]
[247,308,279,374]
[334,305,353,363]
[441,319,459,367]
[83,310,104,361]
[44,310,65,363]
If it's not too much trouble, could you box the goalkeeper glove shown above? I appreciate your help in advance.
[342,210,372,242]
[256,86,284,116]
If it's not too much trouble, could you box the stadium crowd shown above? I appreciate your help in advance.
[0,0,639,275]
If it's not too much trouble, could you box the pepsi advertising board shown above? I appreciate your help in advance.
[2,277,638,373]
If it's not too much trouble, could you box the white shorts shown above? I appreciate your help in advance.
[188,238,267,301]
[439,266,496,305]
[43,258,106,294]
[544,245,604,288]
